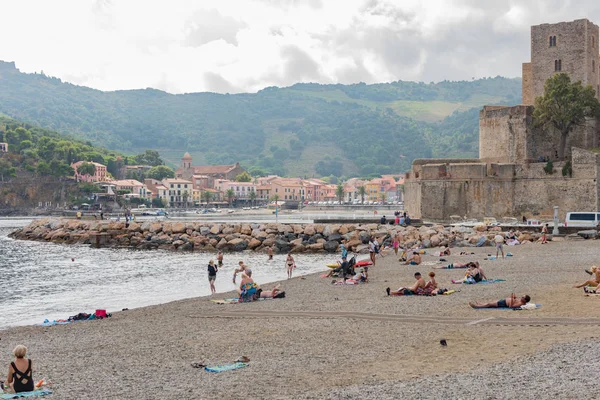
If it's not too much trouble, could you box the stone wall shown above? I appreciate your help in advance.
[479,105,533,164]
[522,62,533,105]
[405,148,600,220]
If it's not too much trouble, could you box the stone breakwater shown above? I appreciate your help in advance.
[9,218,541,253]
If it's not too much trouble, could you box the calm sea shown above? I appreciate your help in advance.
[0,218,334,329]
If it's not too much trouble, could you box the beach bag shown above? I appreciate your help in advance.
[95,309,107,319]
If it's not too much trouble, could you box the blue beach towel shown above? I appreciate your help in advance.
[39,320,70,327]
[478,279,506,284]
[1,390,53,399]
[205,362,249,373]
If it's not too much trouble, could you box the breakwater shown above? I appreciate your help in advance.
[9,218,542,253]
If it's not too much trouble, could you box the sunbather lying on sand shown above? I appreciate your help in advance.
[386,272,426,296]
[469,293,530,309]
[437,247,451,256]
[259,284,285,298]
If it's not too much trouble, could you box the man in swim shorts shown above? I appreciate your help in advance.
[387,272,426,296]
[469,293,530,309]
[405,252,422,265]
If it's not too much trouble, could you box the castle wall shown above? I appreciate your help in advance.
[405,148,600,220]
[479,105,533,164]
[522,62,533,105]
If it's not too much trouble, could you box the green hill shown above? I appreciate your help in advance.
[0,61,521,177]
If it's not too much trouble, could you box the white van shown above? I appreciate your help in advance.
[564,212,600,228]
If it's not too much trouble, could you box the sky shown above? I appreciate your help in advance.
[1,0,600,94]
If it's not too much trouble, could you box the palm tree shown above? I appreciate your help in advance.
[358,186,366,204]
[248,189,257,207]
[226,188,235,208]
[336,183,344,204]
[271,194,279,205]
[202,190,212,207]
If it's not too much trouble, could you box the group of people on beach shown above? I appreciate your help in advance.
[205,248,293,299]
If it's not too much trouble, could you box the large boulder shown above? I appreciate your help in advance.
[275,238,291,253]
[308,243,324,251]
[222,227,235,235]
[328,233,343,242]
[172,222,186,234]
[229,238,248,251]
[240,225,252,235]
[278,224,293,234]
[430,234,441,247]
[216,238,229,249]
[345,239,362,250]
[200,226,210,236]
[359,231,371,244]
[248,238,262,249]
[324,240,339,252]
[210,224,221,234]
[304,225,316,235]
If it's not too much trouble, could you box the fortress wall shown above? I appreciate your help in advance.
[488,163,516,179]
[479,105,533,164]
[421,164,446,180]
[447,163,487,179]
[522,62,534,105]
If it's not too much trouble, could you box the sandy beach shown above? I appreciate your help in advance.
[2,238,600,399]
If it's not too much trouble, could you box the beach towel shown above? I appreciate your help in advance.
[420,261,439,266]
[204,362,248,373]
[475,304,542,310]
[39,319,70,327]
[211,298,270,304]
[452,279,505,285]
[1,390,53,399]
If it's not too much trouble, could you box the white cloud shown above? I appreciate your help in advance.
[0,0,599,93]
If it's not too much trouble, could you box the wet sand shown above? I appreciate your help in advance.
[1,238,599,399]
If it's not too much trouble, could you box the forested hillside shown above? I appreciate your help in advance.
[0,61,521,177]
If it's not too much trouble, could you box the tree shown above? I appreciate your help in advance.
[534,73,600,159]
[146,165,175,180]
[226,189,235,207]
[77,162,96,177]
[271,194,279,205]
[202,190,212,206]
[135,150,164,166]
[235,171,252,182]
[152,197,165,208]
[358,186,366,204]
[182,190,189,208]
[336,183,345,204]
[248,189,257,206]
[0,158,16,181]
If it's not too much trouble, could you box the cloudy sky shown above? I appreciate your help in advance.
[1,0,599,94]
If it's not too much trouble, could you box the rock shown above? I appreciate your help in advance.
[518,233,533,242]
[172,222,186,233]
[359,231,371,244]
[210,225,221,234]
[328,233,343,242]
[293,225,304,234]
[172,240,184,247]
[248,238,262,249]
[240,225,252,235]
[200,226,210,235]
[355,244,369,254]
[216,238,229,249]
[275,238,291,253]
[262,237,276,247]
[304,225,316,235]
[345,239,362,250]
[229,238,248,251]
[315,224,325,234]
[577,230,597,239]
[308,243,324,251]
[323,225,333,237]
[339,225,349,235]
[178,242,194,251]
[324,240,339,252]
[291,244,305,253]
[422,239,431,248]
[278,224,293,233]
[474,224,487,232]
[223,227,235,235]
[149,223,162,234]
[290,238,303,247]
[430,234,441,247]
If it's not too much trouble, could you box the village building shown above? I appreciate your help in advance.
[162,178,193,208]
[0,142,7,152]
[214,179,257,201]
[111,179,149,200]
[71,161,108,183]
[144,179,170,206]
[405,18,600,220]
[176,152,246,181]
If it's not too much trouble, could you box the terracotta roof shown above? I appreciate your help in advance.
[191,164,237,174]
[112,179,145,187]
[182,152,192,160]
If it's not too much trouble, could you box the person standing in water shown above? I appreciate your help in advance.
[267,246,274,261]
[207,260,218,294]
[217,251,224,268]
[286,253,295,279]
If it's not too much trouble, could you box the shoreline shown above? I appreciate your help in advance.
[1,238,599,398]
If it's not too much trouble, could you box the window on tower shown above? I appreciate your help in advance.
[554,59,562,71]
[549,35,557,47]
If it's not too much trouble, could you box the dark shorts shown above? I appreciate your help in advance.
[403,289,415,296]
[269,255,273,260]
[497,299,508,308]
[208,274,216,282]
[218,260,223,267]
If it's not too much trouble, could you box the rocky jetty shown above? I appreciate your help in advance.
[9,219,541,253]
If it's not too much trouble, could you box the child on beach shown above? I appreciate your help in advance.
[233,261,249,284]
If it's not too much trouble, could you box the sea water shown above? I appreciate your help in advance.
[0,219,334,329]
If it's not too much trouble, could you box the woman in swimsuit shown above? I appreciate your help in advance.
[6,345,34,393]
[393,233,400,256]
[286,253,295,279]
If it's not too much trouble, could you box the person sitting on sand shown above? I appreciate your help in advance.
[6,345,34,393]
[574,266,600,289]
[405,252,422,265]
[423,271,439,294]
[237,269,259,301]
[438,247,451,257]
[353,266,369,283]
[386,272,426,296]
[233,260,249,284]
[452,262,487,284]
[469,293,531,309]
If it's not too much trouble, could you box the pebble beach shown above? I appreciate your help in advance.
[2,237,600,399]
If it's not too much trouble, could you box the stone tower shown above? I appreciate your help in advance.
[522,18,600,105]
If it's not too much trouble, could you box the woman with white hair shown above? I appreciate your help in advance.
[6,345,34,393]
